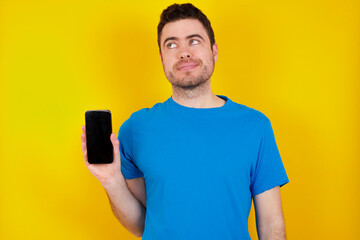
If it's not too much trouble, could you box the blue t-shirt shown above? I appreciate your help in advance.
[118,95,289,240]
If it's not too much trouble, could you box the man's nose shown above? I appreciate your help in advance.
[180,52,191,59]
[179,45,191,59]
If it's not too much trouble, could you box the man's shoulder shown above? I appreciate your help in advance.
[229,99,270,124]
[127,99,167,122]
[119,100,165,134]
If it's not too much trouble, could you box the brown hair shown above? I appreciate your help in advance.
[157,3,215,52]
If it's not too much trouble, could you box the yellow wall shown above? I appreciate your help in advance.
[1,0,359,239]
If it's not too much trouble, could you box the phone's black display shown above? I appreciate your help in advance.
[85,110,113,164]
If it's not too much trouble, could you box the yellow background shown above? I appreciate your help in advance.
[1,0,359,239]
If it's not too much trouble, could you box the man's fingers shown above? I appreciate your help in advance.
[82,142,88,163]
[81,132,86,143]
[81,140,87,156]
[81,126,87,148]
[82,125,86,137]
[110,133,120,163]
[81,128,89,166]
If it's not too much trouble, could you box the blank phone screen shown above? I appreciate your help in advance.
[85,110,113,164]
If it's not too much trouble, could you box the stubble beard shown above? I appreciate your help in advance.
[166,60,214,91]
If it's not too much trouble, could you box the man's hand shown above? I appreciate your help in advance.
[81,125,124,186]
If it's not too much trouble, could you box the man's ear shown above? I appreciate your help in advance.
[159,51,163,65]
[212,43,218,63]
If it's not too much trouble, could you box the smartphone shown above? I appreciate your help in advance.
[85,110,113,164]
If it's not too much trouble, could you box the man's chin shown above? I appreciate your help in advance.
[170,78,208,90]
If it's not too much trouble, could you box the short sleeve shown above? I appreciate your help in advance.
[118,117,144,179]
[250,118,289,196]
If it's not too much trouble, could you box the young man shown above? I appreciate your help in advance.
[81,3,289,240]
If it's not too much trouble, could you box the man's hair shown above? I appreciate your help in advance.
[157,3,215,51]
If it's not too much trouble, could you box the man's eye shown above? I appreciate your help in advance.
[167,43,177,49]
[190,39,200,45]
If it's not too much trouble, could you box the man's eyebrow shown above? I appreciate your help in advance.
[186,34,204,41]
[163,34,205,47]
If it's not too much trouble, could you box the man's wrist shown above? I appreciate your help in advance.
[101,174,127,191]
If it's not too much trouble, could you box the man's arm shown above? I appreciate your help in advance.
[253,186,286,240]
[81,126,145,238]
[103,176,146,238]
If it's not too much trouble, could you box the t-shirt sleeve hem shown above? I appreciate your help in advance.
[122,171,144,180]
[251,179,289,197]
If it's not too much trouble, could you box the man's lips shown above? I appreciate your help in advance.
[177,62,199,71]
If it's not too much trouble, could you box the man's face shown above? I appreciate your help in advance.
[159,18,218,90]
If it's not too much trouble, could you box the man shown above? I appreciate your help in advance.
[81,3,289,240]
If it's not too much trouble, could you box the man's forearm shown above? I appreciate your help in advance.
[103,176,146,238]
[258,220,286,240]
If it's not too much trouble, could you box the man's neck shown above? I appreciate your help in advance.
[171,81,226,108]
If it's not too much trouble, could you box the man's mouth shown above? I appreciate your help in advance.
[177,61,199,71]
